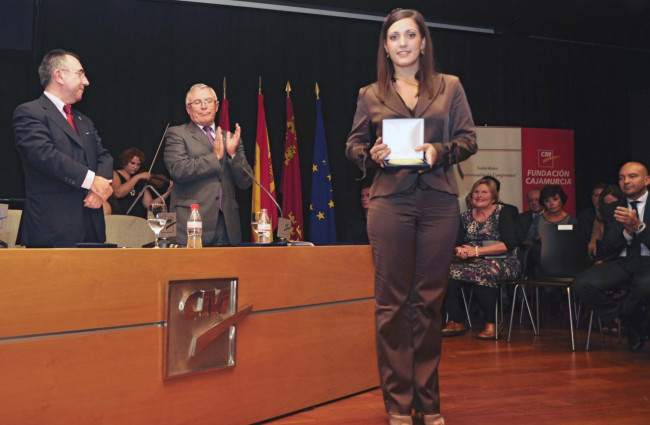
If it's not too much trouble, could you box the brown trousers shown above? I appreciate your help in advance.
[368,186,459,415]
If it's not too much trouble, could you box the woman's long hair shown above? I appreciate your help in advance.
[376,9,436,101]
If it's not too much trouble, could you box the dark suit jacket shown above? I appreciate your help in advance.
[500,202,519,221]
[13,94,113,246]
[577,206,597,243]
[516,210,536,245]
[164,123,252,245]
[600,198,650,263]
[345,73,477,197]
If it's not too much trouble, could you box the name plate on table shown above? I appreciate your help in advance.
[382,118,428,169]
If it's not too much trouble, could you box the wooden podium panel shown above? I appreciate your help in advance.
[0,246,378,425]
[0,246,374,338]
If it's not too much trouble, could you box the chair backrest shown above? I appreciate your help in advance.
[0,209,22,248]
[104,215,155,248]
[539,224,592,277]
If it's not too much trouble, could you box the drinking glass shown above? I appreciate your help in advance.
[147,202,167,248]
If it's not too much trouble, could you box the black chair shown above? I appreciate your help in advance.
[459,284,503,339]
[585,309,623,350]
[507,223,592,350]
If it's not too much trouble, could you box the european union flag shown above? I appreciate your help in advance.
[309,98,336,245]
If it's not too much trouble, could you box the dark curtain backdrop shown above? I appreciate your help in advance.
[2,0,649,241]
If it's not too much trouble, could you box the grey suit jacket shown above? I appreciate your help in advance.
[164,123,253,245]
[345,73,477,198]
[13,94,113,246]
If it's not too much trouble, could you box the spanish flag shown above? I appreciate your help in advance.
[252,91,278,241]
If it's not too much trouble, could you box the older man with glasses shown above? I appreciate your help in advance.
[164,83,252,246]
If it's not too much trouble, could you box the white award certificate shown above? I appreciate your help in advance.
[382,118,427,168]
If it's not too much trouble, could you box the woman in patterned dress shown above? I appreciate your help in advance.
[442,177,521,340]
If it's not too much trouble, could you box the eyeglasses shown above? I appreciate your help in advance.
[187,98,218,107]
[60,68,86,78]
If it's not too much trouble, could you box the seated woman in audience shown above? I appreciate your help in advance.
[108,147,172,218]
[524,185,578,272]
[523,184,578,321]
[442,177,521,340]
[588,184,624,261]
[526,184,578,241]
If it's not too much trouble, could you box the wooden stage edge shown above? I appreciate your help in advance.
[0,246,379,425]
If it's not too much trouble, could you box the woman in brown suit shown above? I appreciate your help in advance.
[345,9,477,425]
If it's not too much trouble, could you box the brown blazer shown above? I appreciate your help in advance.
[345,73,477,198]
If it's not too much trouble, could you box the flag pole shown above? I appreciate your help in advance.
[259,76,262,94]
[223,76,227,100]
[315,81,320,99]
[286,81,291,97]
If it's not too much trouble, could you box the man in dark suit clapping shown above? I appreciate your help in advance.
[572,162,650,351]
[13,49,113,247]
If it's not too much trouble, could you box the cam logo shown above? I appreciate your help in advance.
[180,288,252,357]
[164,278,252,379]
[538,149,560,168]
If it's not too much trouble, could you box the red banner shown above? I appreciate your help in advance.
[218,98,230,132]
[521,128,576,216]
[280,95,304,241]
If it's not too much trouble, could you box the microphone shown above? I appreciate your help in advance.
[241,167,291,241]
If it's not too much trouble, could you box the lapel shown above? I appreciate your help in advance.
[378,73,445,118]
[187,122,213,150]
[639,195,648,224]
[413,73,444,117]
[38,95,84,148]
[379,83,412,117]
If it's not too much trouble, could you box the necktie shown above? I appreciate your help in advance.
[203,126,214,145]
[204,126,223,210]
[625,200,641,272]
[63,105,78,133]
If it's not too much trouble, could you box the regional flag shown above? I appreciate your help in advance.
[252,92,278,241]
[218,77,230,131]
[309,97,336,244]
[218,98,230,132]
[280,86,304,241]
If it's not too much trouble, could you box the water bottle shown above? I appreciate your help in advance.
[258,208,272,244]
[187,203,203,248]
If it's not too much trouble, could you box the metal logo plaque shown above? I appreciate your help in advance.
[164,278,252,379]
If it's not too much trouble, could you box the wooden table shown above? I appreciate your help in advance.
[0,246,378,425]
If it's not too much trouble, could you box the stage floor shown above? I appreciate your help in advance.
[260,318,650,425]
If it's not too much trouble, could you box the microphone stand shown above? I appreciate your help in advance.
[128,184,175,248]
[125,184,166,215]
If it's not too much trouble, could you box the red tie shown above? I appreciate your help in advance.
[63,104,78,133]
